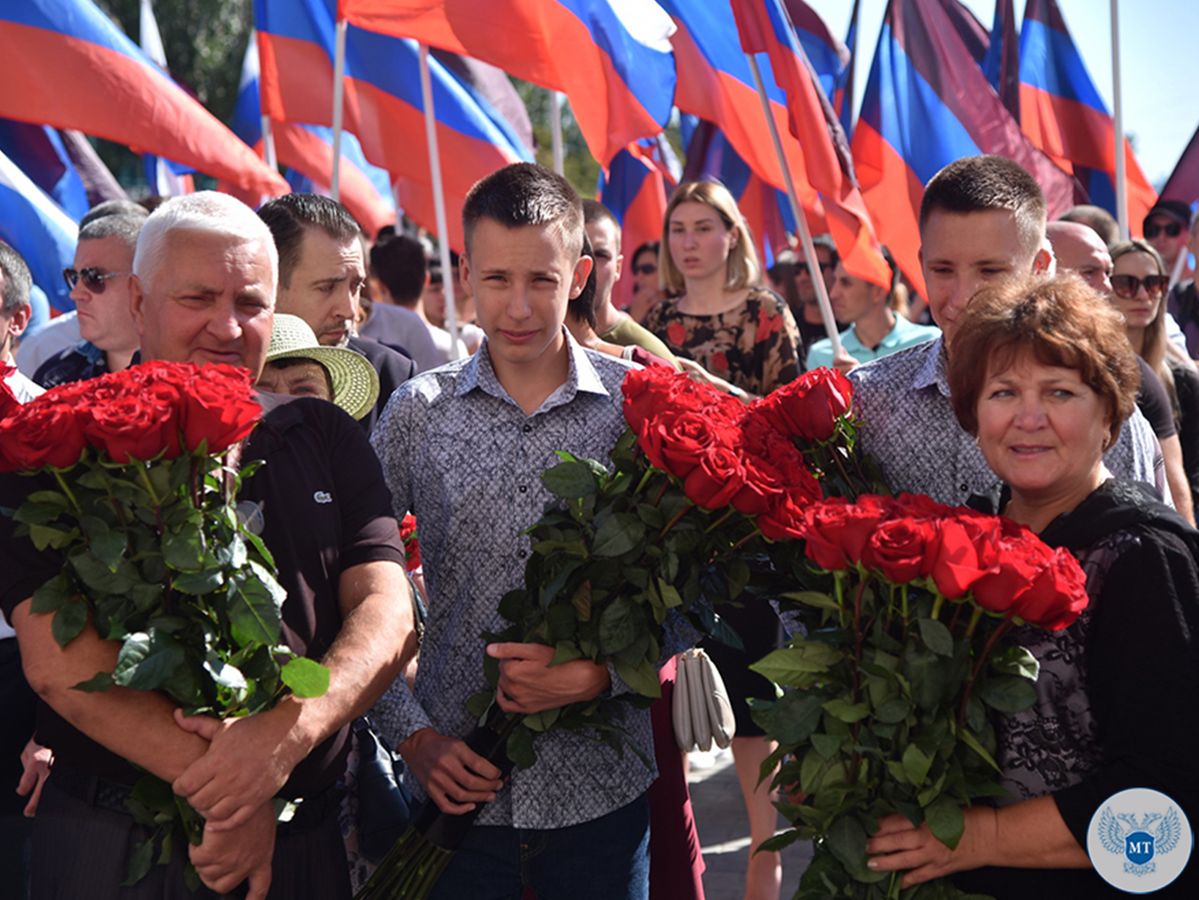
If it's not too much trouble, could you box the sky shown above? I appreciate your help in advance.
[804,0,1199,186]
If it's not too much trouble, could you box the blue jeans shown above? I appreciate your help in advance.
[429,795,650,900]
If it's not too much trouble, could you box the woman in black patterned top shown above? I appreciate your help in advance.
[646,180,799,899]
[644,181,801,399]
[868,275,1199,897]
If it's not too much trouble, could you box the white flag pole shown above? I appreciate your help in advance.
[260,116,277,171]
[550,91,565,175]
[745,54,842,358]
[419,44,461,361]
[1110,0,1129,241]
[330,19,348,202]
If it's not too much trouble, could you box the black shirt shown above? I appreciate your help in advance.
[1135,356,1176,439]
[0,395,405,795]
[347,335,416,434]
[33,341,109,390]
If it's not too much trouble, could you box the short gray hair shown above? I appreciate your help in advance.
[79,213,144,251]
[0,241,32,314]
[134,191,279,291]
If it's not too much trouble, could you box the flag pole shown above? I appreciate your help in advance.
[745,53,843,358]
[331,19,348,202]
[419,43,461,361]
[1110,0,1128,240]
[550,91,565,175]
[260,116,277,171]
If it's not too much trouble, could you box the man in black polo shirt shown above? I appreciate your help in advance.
[257,194,417,433]
[0,192,416,899]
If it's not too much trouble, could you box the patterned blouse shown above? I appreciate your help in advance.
[643,286,801,396]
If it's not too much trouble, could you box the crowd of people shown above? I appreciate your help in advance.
[1,152,1198,900]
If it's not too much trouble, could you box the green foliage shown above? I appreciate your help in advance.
[751,559,1038,899]
[7,445,328,884]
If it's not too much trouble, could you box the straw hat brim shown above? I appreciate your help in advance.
[265,347,380,421]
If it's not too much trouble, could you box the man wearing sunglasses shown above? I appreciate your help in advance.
[1142,200,1193,282]
[33,214,143,389]
[1168,213,1199,360]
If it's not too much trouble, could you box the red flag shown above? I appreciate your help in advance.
[731,0,890,289]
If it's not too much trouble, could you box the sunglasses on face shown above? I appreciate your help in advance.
[1144,221,1183,239]
[63,267,127,294]
[1110,273,1169,300]
[633,263,657,276]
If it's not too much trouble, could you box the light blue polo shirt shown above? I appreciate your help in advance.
[804,315,941,371]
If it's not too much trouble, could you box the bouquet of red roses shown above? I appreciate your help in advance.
[751,494,1089,899]
[0,362,329,886]
[357,365,877,899]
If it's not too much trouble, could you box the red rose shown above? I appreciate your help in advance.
[733,451,786,515]
[758,492,808,542]
[1013,547,1089,631]
[968,521,1051,614]
[892,493,955,520]
[922,513,1002,600]
[862,516,940,584]
[649,411,734,480]
[0,396,88,471]
[182,365,260,454]
[83,391,181,464]
[800,496,892,569]
[399,513,422,571]
[684,444,746,510]
[750,367,853,443]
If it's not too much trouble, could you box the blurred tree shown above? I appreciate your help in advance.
[513,79,599,198]
[93,0,251,191]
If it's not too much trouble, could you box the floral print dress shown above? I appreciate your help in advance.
[643,287,801,396]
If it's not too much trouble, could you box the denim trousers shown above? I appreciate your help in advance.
[429,794,650,900]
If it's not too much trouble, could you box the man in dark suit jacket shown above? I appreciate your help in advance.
[259,194,416,432]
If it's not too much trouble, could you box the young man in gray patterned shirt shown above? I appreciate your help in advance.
[370,164,656,899]
[849,155,1164,507]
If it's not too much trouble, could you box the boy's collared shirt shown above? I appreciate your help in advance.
[804,315,940,372]
[370,331,663,830]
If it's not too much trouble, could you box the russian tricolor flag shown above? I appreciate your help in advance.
[0,120,89,222]
[599,137,676,309]
[256,0,531,250]
[338,0,675,166]
[1019,0,1157,231]
[229,29,394,237]
[731,0,891,289]
[0,148,80,314]
[851,0,1074,298]
[0,0,285,197]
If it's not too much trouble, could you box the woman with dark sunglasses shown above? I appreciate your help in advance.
[1110,239,1199,517]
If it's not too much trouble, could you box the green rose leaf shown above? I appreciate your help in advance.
[69,550,135,594]
[226,564,286,646]
[72,671,115,693]
[51,598,89,648]
[825,815,885,882]
[780,590,842,612]
[203,655,248,693]
[171,569,224,595]
[990,645,1040,681]
[751,643,843,685]
[163,526,206,572]
[29,523,74,551]
[598,597,643,656]
[280,657,330,698]
[541,460,598,499]
[506,724,536,769]
[822,698,870,724]
[916,617,954,657]
[873,696,912,724]
[901,744,933,787]
[614,657,662,699]
[113,632,185,692]
[31,573,72,615]
[959,728,1002,773]
[549,641,584,666]
[592,510,646,558]
[979,675,1038,713]
[121,837,156,887]
[656,579,683,609]
[14,499,68,527]
[810,732,843,759]
[926,795,965,850]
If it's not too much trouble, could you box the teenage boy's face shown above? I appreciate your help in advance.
[920,208,1036,345]
[461,219,590,371]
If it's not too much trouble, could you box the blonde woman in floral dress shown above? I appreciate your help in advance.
[645,180,801,900]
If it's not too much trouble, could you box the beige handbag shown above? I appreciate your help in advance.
[672,648,736,752]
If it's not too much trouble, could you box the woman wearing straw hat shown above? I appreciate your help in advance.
[258,314,380,420]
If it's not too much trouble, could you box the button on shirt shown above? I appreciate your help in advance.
[369,333,659,830]
[847,338,1162,506]
[804,315,940,372]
